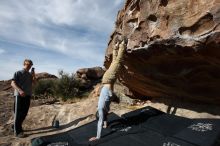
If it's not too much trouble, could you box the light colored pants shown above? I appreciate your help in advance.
[96,86,112,139]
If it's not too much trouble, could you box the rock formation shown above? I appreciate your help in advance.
[75,67,105,89]
[0,80,12,92]
[35,72,58,81]
[105,0,220,104]
[76,67,104,79]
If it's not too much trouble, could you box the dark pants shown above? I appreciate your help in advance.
[14,95,31,135]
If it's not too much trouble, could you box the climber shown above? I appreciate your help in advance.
[89,36,127,141]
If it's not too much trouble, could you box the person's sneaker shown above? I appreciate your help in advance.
[16,132,26,138]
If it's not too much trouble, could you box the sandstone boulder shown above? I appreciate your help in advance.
[105,0,220,104]
[35,72,57,80]
[75,67,105,89]
[76,67,105,79]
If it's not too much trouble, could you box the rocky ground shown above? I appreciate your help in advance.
[1,87,220,146]
[0,91,132,146]
[0,91,13,127]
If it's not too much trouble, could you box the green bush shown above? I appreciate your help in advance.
[33,79,56,97]
[55,70,82,101]
[33,70,88,101]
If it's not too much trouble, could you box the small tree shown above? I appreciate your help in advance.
[55,70,81,101]
[33,70,85,101]
[33,79,56,97]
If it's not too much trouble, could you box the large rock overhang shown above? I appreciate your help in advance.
[104,0,220,104]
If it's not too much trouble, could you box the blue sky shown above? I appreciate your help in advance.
[0,0,124,80]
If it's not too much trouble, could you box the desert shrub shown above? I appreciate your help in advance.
[54,70,82,101]
[33,70,89,101]
[33,79,56,97]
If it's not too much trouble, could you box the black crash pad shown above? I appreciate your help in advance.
[32,106,220,146]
